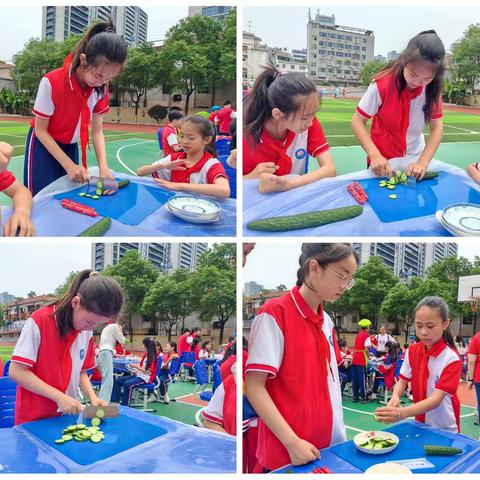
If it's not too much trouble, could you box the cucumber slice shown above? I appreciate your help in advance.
[76,424,87,429]
[388,194,397,199]
[400,173,407,181]
[79,192,86,197]
[95,188,103,196]
[92,195,100,200]
[54,439,65,444]
[96,181,103,188]
[62,434,73,441]
[91,435,103,443]
[91,417,101,426]
[387,185,395,190]
[95,408,106,419]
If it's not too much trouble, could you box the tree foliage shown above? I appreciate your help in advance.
[361,59,387,86]
[452,24,480,92]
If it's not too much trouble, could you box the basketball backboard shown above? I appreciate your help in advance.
[458,275,480,303]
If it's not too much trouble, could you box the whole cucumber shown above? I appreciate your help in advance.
[247,205,363,232]
[423,445,463,456]
[421,172,439,181]
[118,179,130,189]
[78,217,112,237]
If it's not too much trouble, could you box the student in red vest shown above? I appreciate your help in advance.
[216,100,235,136]
[9,270,124,425]
[177,328,191,356]
[351,319,372,403]
[136,116,230,198]
[161,110,184,157]
[24,19,128,196]
[468,330,480,425]
[243,67,336,193]
[245,243,359,471]
[352,31,445,179]
[375,297,462,432]
[0,141,35,236]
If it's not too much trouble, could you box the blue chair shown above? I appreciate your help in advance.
[3,360,11,376]
[180,352,196,381]
[199,390,213,402]
[0,376,16,428]
[130,358,163,412]
[157,127,164,151]
[212,363,222,393]
[215,137,231,156]
[219,154,236,199]
[193,360,209,396]
[168,357,181,383]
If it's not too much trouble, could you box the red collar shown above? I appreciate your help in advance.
[421,338,447,358]
[290,285,324,325]
[174,151,214,174]
[401,84,423,101]
[260,127,296,150]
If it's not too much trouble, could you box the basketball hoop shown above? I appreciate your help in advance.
[469,296,479,314]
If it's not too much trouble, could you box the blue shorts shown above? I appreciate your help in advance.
[24,127,79,196]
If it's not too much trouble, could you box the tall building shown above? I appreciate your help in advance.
[307,11,374,86]
[292,48,308,63]
[188,6,233,22]
[42,6,148,46]
[244,281,264,297]
[353,243,458,278]
[0,292,15,305]
[387,50,399,61]
[91,243,208,273]
[271,48,309,75]
[243,31,272,85]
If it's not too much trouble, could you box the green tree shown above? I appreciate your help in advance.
[197,243,236,270]
[361,59,387,85]
[381,282,416,342]
[117,43,161,121]
[347,256,398,330]
[0,304,4,327]
[191,264,235,345]
[55,271,81,297]
[27,291,37,298]
[452,24,480,93]
[276,284,287,291]
[104,251,159,340]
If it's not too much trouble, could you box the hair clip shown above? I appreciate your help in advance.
[89,270,99,277]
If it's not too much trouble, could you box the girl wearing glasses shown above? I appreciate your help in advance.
[245,243,358,472]
[352,31,444,179]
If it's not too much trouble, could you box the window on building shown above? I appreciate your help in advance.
[328,50,335,57]
[362,55,366,60]
[362,47,366,51]
[336,52,344,57]
[353,45,360,51]
[346,36,353,41]
[337,34,344,40]
[336,44,344,49]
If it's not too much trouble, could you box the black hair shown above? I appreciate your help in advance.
[219,340,236,366]
[296,243,360,290]
[191,337,200,349]
[415,296,455,350]
[229,118,237,150]
[168,110,184,122]
[169,106,183,112]
[455,335,466,349]
[54,269,124,337]
[403,343,409,349]
[375,30,445,122]
[244,66,317,144]
[155,341,163,354]
[201,340,211,349]
[142,337,157,371]
[182,328,191,334]
[168,341,178,354]
[70,18,127,95]
[223,100,232,106]
[338,339,347,348]
[182,115,217,156]
[385,340,399,361]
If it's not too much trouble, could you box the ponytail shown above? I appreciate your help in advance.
[54,269,124,337]
[244,66,317,144]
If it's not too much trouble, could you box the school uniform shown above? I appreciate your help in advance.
[355,72,443,165]
[151,152,227,185]
[161,123,180,157]
[11,305,95,425]
[202,373,236,435]
[468,332,480,420]
[0,170,16,192]
[177,333,190,356]
[216,107,235,135]
[199,348,211,360]
[399,339,461,432]
[243,117,329,176]
[351,330,371,400]
[111,353,157,406]
[375,333,395,357]
[246,286,345,471]
[24,54,110,196]
[159,352,176,396]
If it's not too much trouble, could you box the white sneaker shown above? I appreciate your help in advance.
[164,393,170,404]
[369,393,377,400]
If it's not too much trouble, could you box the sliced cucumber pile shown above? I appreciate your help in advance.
[54,410,106,445]
[359,437,397,449]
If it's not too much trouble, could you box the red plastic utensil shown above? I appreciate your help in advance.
[61,199,98,217]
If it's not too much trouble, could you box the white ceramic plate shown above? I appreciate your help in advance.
[353,431,399,455]
[442,203,480,236]
[435,210,466,237]
[167,195,221,217]
[166,203,219,224]
[365,463,412,474]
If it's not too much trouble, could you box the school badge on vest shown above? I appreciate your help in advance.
[295,148,307,160]
[80,348,85,360]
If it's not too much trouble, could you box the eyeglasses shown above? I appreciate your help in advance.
[324,265,355,290]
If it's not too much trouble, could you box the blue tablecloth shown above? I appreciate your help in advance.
[272,420,480,474]
[113,357,136,374]
[244,159,480,237]
[0,406,235,473]
[1,168,236,237]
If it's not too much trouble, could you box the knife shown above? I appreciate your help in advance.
[77,404,120,424]
[87,176,119,196]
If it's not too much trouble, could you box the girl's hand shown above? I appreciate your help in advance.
[258,173,290,193]
[161,159,187,171]
[90,397,108,407]
[99,166,115,180]
[3,211,35,237]
[406,160,427,180]
[0,141,13,171]
[370,153,392,178]
[285,437,321,465]
[154,178,183,191]
[374,406,402,424]
[57,395,84,415]
[66,164,89,183]
[251,162,279,177]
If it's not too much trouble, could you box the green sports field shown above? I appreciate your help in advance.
[312,98,480,175]
[0,345,14,362]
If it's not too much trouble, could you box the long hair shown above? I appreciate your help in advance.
[244,66,317,144]
[54,269,124,337]
[182,115,217,156]
[296,243,359,291]
[142,337,157,371]
[385,340,399,362]
[375,30,445,122]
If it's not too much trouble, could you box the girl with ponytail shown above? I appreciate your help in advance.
[243,67,336,193]
[245,243,358,471]
[24,18,128,196]
[137,115,231,198]
[375,296,462,433]
[10,269,124,425]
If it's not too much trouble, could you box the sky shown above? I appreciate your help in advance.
[0,6,189,63]
[243,243,480,290]
[243,6,480,57]
[0,242,92,297]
